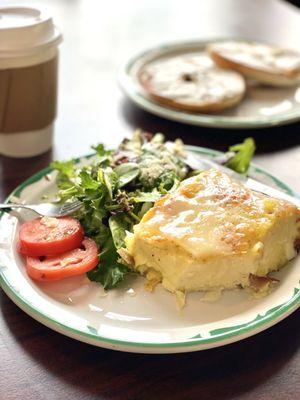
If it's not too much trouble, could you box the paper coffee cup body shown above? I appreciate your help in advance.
[0,6,62,158]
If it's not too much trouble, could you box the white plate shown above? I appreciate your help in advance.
[0,146,299,353]
[118,40,300,129]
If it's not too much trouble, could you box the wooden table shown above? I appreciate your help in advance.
[0,0,299,399]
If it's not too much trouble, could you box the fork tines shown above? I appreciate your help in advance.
[59,200,82,215]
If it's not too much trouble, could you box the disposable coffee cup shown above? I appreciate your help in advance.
[0,6,62,157]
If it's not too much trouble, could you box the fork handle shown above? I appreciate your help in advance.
[0,204,32,210]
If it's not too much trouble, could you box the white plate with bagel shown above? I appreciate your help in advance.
[118,39,300,129]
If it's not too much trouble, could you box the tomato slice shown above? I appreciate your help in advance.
[19,217,84,257]
[26,237,99,281]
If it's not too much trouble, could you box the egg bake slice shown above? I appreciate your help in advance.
[125,169,300,302]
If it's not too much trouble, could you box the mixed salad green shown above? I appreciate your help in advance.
[51,131,255,289]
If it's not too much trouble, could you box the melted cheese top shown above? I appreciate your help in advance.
[210,41,300,76]
[139,53,245,105]
[136,169,297,259]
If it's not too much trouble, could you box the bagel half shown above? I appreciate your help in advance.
[138,53,246,113]
[208,41,300,87]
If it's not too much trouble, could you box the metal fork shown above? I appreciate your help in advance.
[0,200,83,217]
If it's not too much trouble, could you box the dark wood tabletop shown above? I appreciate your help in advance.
[0,0,299,399]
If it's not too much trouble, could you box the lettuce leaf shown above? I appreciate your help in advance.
[225,138,255,174]
[87,236,129,289]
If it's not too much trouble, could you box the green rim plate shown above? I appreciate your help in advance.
[0,146,299,353]
[118,40,300,129]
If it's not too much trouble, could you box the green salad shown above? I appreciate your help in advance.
[51,131,255,289]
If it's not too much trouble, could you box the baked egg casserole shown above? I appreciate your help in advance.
[125,169,300,305]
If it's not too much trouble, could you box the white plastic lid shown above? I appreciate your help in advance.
[0,6,62,59]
